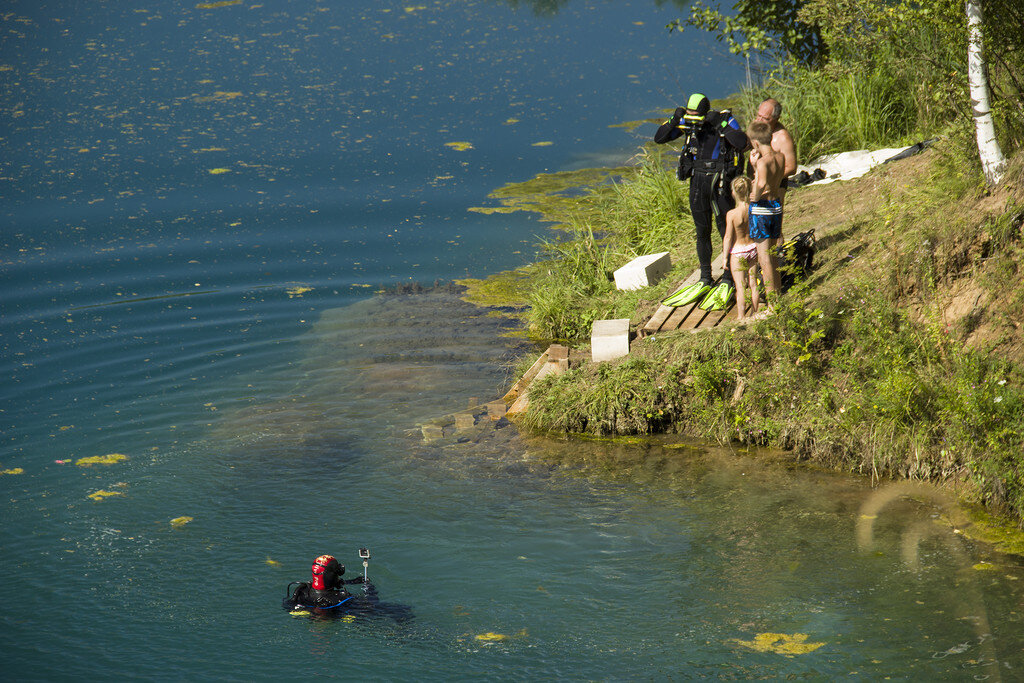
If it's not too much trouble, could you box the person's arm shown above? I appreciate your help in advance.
[750,157,768,201]
[283,582,310,609]
[722,213,737,267]
[723,119,749,153]
[653,108,685,144]
[777,129,797,177]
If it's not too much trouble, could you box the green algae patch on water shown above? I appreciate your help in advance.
[468,166,635,223]
[196,0,242,8]
[2,467,24,475]
[170,516,193,528]
[473,629,527,643]
[76,453,128,467]
[958,504,1024,557]
[457,265,538,310]
[87,489,123,501]
[286,285,313,298]
[444,141,473,152]
[730,632,825,656]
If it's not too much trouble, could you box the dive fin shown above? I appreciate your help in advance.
[699,282,734,311]
[663,282,711,307]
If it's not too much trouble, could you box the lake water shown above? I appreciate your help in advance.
[3,0,1024,679]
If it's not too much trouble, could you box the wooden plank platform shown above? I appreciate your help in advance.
[639,253,757,335]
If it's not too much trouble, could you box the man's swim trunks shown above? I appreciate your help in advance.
[749,199,782,240]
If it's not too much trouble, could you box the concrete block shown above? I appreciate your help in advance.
[486,401,507,420]
[613,252,671,291]
[421,424,445,441]
[454,411,476,430]
[591,318,631,362]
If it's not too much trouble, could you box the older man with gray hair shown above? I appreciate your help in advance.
[750,98,797,229]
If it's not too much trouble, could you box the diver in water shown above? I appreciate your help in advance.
[283,551,374,611]
[283,548,414,623]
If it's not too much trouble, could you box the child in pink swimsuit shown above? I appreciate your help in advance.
[724,176,760,320]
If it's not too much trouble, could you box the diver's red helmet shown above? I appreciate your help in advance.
[311,554,344,590]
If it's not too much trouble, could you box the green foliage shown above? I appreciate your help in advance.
[526,276,1024,518]
[680,0,1023,158]
[669,0,824,66]
[526,219,616,343]
[742,65,919,161]
[523,148,692,344]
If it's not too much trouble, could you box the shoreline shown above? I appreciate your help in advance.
[457,134,1024,541]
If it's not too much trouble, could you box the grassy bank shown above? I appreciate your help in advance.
[457,2,1024,522]
[463,132,1024,523]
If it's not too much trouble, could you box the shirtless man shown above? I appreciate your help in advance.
[749,98,797,237]
[747,120,785,300]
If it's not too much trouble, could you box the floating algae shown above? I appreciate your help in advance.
[208,168,231,175]
[194,91,243,103]
[196,0,242,8]
[467,166,634,222]
[730,633,825,656]
[170,516,194,527]
[2,467,24,475]
[444,141,473,152]
[87,489,124,501]
[286,285,313,298]
[474,629,527,643]
[265,557,282,567]
[76,453,128,467]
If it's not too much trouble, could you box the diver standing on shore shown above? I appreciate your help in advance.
[654,93,749,310]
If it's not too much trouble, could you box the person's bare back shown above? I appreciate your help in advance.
[746,120,785,301]
[749,122,785,202]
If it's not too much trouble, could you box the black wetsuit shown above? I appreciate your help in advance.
[284,577,368,611]
[655,110,748,285]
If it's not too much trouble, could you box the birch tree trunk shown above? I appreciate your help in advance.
[966,0,1006,185]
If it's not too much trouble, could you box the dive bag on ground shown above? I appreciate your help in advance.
[775,229,816,293]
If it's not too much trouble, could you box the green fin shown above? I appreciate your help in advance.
[663,282,711,307]
[699,282,734,311]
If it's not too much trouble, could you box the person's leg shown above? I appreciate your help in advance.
[755,239,779,308]
[768,210,784,294]
[748,264,760,313]
[778,186,787,242]
[690,176,714,284]
[713,190,734,285]
[731,253,747,319]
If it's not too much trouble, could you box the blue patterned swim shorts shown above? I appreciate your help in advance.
[749,199,782,240]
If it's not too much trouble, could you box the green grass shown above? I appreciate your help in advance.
[524,273,1024,519]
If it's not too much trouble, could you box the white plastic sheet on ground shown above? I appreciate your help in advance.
[797,146,912,185]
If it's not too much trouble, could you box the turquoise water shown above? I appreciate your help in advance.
[3,0,1024,679]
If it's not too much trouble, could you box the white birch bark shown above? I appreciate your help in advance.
[966,0,1006,186]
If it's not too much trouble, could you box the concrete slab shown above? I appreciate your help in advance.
[591,318,631,362]
[613,251,671,291]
